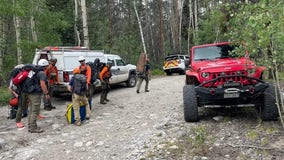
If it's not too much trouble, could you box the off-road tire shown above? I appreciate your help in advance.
[261,84,279,121]
[126,74,137,87]
[183,85,199,122]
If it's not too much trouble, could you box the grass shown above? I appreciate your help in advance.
[0,86,11,107]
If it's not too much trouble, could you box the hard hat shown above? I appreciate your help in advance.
[38,59,49,66]
[73,68,80,74]
[9,98,18,106]
[78,56,85,61]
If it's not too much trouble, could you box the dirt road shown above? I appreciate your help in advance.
[0,75,283,160]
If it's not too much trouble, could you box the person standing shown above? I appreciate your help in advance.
[78,56,93,109]
[8,64,28,128]
[99,62,112,104]
[67,68,91,126]
[43,58,58,110]
[136,58,151,93]
[21,59,50,133]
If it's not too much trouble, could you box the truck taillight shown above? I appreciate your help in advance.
[63,71,69,82]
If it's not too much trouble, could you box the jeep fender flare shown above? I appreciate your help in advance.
[185,71,200,85]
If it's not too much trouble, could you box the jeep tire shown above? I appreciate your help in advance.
[261,84,279,121]
[183,85,199,122]
[126,74,137,87]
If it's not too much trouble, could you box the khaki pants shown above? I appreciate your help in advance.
[27,93,41,130]
[72,93,91,122]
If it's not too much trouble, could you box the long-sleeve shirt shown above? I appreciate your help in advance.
[79,64,91,84]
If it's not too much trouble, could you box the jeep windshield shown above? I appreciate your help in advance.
[193,44,241,61]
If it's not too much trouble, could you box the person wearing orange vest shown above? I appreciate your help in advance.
[78,56,93,108]
[43,58,58,110]
[99,62,112,104]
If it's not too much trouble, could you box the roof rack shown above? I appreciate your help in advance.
[42,46,89,51]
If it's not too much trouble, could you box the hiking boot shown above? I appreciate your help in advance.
[74,121,81,126]
[16,122,24,128]
[44,106,52,111]
[28,127,44,133]
[100,101,107,104]
[37,114,45,120]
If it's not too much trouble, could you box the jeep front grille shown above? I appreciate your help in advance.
[212,71,246,83]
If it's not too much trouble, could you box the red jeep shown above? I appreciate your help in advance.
[183,42,279,122]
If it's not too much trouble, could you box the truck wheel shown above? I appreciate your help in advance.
[261,84,279,121]
[183,85,199,122]
[126,74,137,87]
[166,71,172,76]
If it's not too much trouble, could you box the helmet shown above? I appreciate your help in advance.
[38,59,49,66]
[78,56,85,61]
[73,68,80,74]
[9,98,18,106]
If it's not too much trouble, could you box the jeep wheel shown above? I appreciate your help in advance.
[183,85,199,122]
[261,84,279,121]
[126,74,137,87]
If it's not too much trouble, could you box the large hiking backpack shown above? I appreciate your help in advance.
[86,62,97,83]
[73,74,87,95]
[21,65,42,93]
[11,64,36,86]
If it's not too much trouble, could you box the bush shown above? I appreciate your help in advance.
[0,87,11,107]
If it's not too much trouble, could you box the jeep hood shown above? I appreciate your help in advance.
[194,58,256,72]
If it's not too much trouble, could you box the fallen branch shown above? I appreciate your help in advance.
[227,143,284,153]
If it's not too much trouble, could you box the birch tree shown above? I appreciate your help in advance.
[81,0,89,48]
[134,0,146,54]
[13,0,22,64]
[74,0,81,46]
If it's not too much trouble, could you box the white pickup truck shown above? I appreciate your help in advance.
[32,46,137,95]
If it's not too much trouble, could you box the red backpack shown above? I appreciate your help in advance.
[12,70,29,85]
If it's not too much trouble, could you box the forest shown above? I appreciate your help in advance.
[0,0,284,86]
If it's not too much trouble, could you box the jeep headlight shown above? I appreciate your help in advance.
[201,72,210,78]
[247,68,256,75]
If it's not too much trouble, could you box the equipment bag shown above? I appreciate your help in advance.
[73,74,87,95]
[12,70,29,85]
[65,102,86,124]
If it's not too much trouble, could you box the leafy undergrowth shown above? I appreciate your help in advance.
[143,118,284,160]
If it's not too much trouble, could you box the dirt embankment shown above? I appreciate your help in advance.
[0,75,283,160]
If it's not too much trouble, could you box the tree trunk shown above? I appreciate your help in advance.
[188,0,193,50]
[107,0,113,50]
[159,0,164,58]
[179,0,185,53]
[81,0,89,48]
[0,17,3,72]
[133,0,146,54]
[13,0,22,64]
[74,0,81,46]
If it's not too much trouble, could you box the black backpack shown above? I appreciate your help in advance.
[73,74,87,95]
[86,62,96,83]
[21,65,42,93]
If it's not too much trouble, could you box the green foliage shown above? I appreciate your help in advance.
[0,86,11,106]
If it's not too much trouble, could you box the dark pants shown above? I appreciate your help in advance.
[43,85,53,108]
[100,81,110,103]
[15,92,29,122]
